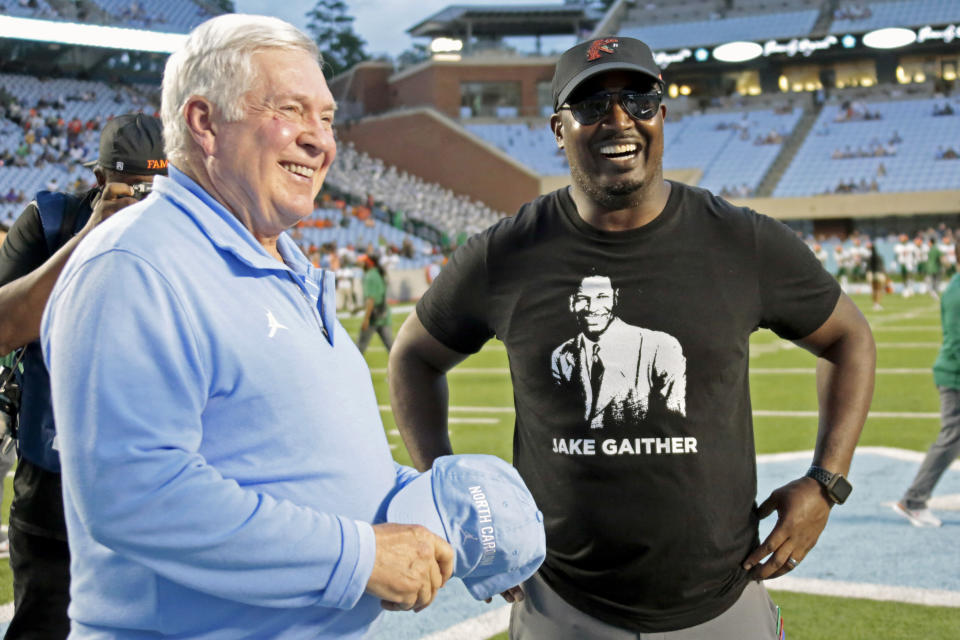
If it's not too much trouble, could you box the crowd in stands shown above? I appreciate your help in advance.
[326,141,506,241]
[933,102,955,117]
[833,3,872,21]
[0,0,58,20]
[830,132,900,159]
[0,81,157,175]
[0,0,217,33]
[826,177,880,194]
[776,94,960,197]
[935,146,959,160]
[719,184,753,198]
[834,100,883,122]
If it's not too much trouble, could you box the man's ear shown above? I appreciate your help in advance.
[550,113,564,149]
[93,166,105,188]
[183,95,218,157]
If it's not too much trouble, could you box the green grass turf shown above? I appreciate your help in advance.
[1,293,955,639]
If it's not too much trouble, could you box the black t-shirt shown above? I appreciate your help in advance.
[416,181,840,632]
[0,189,96,538]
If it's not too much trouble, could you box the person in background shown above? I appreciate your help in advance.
[894,242,960,528]
[926,237,943,300]
[0,113,167,640]
[358,252,393,354]
[866,241,886,311]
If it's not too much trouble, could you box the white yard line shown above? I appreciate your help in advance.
[753,410,939,419]
[751,368,930,374]
[766,577,960,608]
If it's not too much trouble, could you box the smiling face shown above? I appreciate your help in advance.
[552,70,665,212]
[570,275,617,340]
[205,48,336,239]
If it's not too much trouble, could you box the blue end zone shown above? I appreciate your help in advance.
[758,448,960,593]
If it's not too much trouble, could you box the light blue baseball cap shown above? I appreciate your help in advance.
[387,454,546,601]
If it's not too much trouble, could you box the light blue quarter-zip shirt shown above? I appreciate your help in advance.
[41,166,417,638]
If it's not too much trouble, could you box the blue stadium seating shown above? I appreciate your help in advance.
[828,0,960,34]
[774,96,960,197]
[619,9,820,50]
[464,107,802,196]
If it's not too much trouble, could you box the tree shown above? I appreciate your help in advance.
[306,0,369,78]
[396,43,429,69]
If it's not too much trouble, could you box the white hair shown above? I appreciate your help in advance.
[161,14,320,165]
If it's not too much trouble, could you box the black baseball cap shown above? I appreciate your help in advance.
[85,113,167,175]
[552,37,663,112]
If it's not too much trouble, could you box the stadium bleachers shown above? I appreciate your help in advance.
[828,0,960,34]
[619,8,821,50]
[0,0,57,19]
[326,141,506,239]
[775,95,960,197]
[0,73,157,224]
[464,121,568,175]
[87,0,215,33]
[1,0,216,32]
[296,207,438,270]
[664,107,802,195]
[464,106,802,196]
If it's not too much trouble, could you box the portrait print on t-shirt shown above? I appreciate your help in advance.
[550,274,686,429]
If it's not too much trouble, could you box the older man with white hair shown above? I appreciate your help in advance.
[40,15,455,638]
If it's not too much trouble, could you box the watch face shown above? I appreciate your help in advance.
[830,476,853,504]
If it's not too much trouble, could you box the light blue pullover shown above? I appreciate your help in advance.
[41,166,417,638]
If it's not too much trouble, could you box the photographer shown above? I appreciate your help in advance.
[0,113,165,639]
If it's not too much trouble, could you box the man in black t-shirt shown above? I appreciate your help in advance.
[388,37,875,638]
[0,114,165,639]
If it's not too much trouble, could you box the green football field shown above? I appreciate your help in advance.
[1,292,957,638]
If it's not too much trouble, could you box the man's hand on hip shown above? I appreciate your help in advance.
[367,523,455,612]
[742,476,831,580]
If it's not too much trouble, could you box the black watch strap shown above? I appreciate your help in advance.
[805,465,852,504]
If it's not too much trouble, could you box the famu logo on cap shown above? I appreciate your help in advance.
[586,38,619,61]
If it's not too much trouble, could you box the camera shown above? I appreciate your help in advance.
[130,182,153,200]
[0,365,20,454]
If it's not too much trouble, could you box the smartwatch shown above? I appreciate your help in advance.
[805,466,852,505]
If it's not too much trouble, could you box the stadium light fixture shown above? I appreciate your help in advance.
[712,41,762,63]
[694,48,708,62]
[0,15,186,53]
[862,27,916,49]
[429,37,463,53]
[841,34,856,48]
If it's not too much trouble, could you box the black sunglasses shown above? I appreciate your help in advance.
[560,89,662,126]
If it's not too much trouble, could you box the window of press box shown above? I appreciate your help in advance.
[460,81,522,119]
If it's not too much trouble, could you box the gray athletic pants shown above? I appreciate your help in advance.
[902,385,960,509]
[357,324,393,354]
[509,573,779,640]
